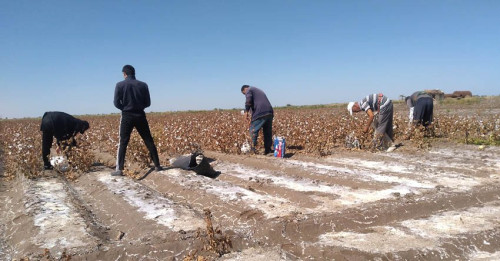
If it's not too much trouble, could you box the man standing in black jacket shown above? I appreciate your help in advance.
[111,65,162,176]
[40,111,89,170]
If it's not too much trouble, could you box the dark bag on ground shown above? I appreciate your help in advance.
[171,152,218,178]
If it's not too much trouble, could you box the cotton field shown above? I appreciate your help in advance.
[0,97,499,260]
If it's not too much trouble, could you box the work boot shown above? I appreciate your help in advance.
[44,165,53,170]
[111,170,124,176]
[264,150,274,156]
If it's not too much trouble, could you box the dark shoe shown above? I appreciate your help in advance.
[264,150,274,156]
[111,170,124,176]
[44,165,53,170]
[155,166,163,171]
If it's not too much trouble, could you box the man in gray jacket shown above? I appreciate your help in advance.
[241,85,274,154]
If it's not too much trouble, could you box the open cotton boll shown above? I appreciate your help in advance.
[50,156,65,166]
[50,156,69,172]
[241,141,251,153]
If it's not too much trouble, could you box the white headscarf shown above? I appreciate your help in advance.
[347,102,355,116]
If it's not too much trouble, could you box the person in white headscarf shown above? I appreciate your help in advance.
[347,93,396,151]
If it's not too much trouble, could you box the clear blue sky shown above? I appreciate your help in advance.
[1,0,499,118]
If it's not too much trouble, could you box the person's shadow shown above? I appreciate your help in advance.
[137,166,176,180]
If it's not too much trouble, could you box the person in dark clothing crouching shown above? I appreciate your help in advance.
[40,111,89,170]
[405,91,434,127]
[111,65,162,176]
[241,85,274,154]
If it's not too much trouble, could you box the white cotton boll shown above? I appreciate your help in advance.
[50,156,65,166]
[50,156,69,172]
[241,141,251,153]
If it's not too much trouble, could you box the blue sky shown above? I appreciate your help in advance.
[1,0,499,118]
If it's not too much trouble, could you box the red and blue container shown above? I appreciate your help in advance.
[273,136,286,158]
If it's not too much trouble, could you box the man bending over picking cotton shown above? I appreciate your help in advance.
[347,93,396,151]
[405,91,434,127]
[40,111,89,170]
[241,85,274,155]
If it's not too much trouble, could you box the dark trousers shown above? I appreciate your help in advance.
[249,114,274,152]
[42,130,53,167]
[116,112,160,171]
[375,101,394,143]
[414,97,434,126]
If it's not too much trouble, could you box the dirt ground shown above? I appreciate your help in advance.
[1,139,499,261]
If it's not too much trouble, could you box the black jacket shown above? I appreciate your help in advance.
[114,75,151,114]
[40,111,89,142]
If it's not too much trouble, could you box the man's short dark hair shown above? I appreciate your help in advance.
[122,65,135,76]
[241,85,250,92]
